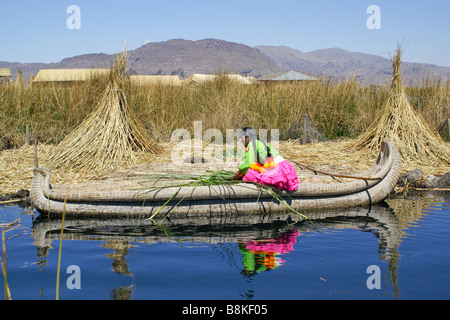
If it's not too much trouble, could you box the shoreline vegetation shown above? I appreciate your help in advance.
[1,58,449,197]
[1,74,448,149]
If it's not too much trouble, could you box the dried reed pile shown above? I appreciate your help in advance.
[44,53,161,174]
[354,45,450,166]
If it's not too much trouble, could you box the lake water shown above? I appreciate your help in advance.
[1,191,449,302]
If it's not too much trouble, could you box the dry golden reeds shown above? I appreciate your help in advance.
[354,45,450,166]
[44,52,161,174]
[44,81,161,173]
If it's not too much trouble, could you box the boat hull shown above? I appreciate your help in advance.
[30,140,402,218]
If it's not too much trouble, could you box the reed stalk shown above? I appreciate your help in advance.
[55,197,66,300]
[140,170,309,222]
[1,228,11,300]
[1,60,448,170]
[2,74,448,148]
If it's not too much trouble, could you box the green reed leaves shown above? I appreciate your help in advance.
[140,170,309,223]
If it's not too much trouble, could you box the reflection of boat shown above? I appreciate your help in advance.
[30,140,402,217]
[31,204,401,259]
[31,204,402,293]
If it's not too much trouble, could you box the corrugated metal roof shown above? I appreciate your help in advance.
[258,70,317,81]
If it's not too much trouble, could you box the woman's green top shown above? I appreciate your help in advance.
[238,139,279,173]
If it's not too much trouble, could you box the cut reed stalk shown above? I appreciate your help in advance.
[139,170,309,221]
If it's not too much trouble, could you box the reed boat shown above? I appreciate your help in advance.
[30,140,402,218]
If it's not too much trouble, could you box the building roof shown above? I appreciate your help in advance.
[33,68,110,82]
[183,73,252,85]
[0,68,11,77]
[183,74,217,85]
[130,75,181,86]
[258,70,318,81]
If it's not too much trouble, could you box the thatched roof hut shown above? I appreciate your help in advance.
[130,75,181,86]
[183,74,216,85]
[258,70,318,82]
[33,68,110,83]
[0,68,12,84]
[183,73,252,85]
[225,74,253,84]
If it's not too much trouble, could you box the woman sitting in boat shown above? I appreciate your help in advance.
[232,127,299,192]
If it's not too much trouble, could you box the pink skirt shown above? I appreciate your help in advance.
[242,160,299,191]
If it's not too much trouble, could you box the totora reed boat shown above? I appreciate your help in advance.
[30,140,402,218]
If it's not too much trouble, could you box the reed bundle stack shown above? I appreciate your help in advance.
[355,45,450,166]
[45,53,161,173]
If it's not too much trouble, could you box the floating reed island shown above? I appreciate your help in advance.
[0,46,449,207]
[31,53,405,217]
[29,53,403,217]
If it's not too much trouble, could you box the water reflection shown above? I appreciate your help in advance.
[238,229,298,276]
[30,201,406,299]
[3,190,447,299]
[25,191,449,299]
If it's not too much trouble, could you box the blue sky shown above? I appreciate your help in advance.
[1,0,449,66]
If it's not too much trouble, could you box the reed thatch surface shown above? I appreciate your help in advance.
[2,138,448,197]
[130,75,182,86]
[32,68,110,82]
[0,68,11,77]
[182,74,252,85]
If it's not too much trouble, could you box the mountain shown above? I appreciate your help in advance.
[0,39,281,81]
[1,38,449,85]
[255,45,450,85]
[127,38,281,77]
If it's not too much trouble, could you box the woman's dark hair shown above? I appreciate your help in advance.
[242,127,257,139]
[241,127,271,163]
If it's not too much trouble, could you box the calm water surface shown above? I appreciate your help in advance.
[1,191,449,300]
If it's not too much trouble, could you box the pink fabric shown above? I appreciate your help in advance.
[244,230,299,254]
[242,160,299,191]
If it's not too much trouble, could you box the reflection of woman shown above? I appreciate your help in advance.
[238,229,299,276]
[232,127,299,192]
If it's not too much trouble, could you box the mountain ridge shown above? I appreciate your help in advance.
[1,38,449,85]
[255,45,450,85]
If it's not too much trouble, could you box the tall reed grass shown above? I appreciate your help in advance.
[1,75,448,150]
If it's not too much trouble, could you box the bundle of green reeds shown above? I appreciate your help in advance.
[139,170,309,222]
[354,45,450,165]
